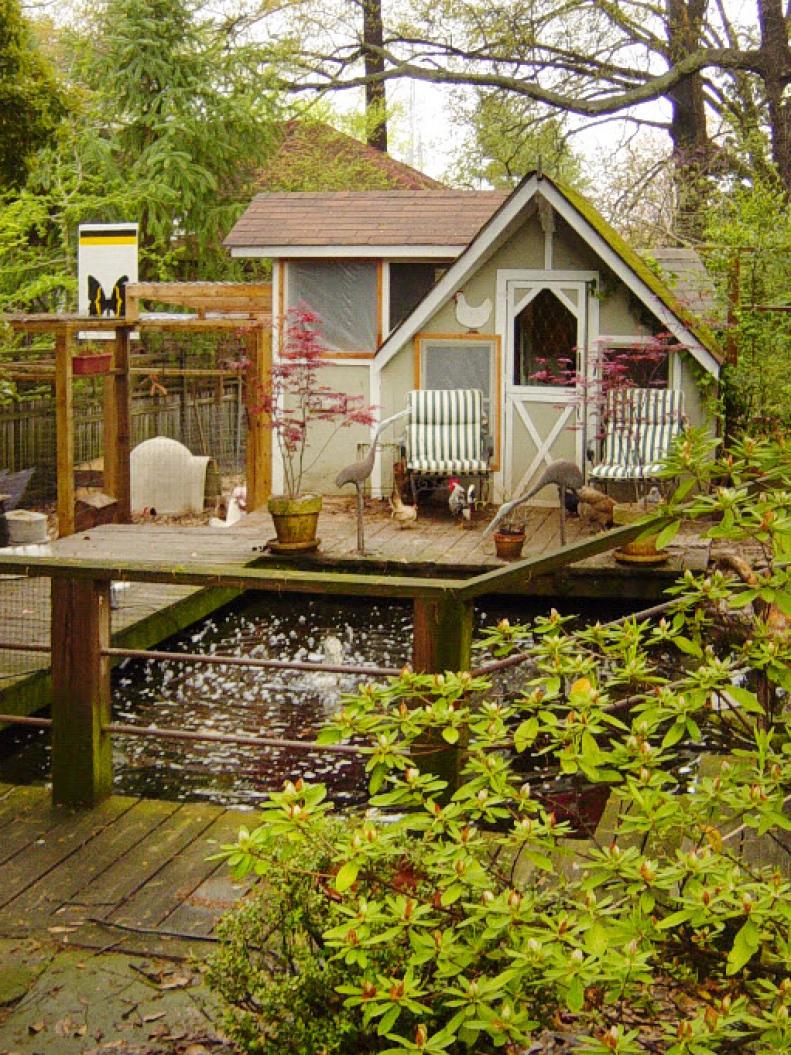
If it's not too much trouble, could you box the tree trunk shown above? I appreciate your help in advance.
[362,0,387,152]
[758,0,791,191]
[665,0,711,238]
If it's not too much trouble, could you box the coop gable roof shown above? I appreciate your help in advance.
[224,189,509,258]
[375,172,721,377]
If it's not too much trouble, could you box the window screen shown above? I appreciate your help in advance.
[513,288,577,386]
[389,263,439,331]
[288,262,377,352]
[421,340,496,431]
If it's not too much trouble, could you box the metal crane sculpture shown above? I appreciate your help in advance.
[335,409,409,554]
[483,459,584,547]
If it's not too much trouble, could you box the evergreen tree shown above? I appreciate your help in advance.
[0,0,63,188]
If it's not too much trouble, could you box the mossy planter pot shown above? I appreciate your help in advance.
[612,502,666,564]
[268,494,322,546]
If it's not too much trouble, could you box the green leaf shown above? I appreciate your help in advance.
[369,764,387,795]
[727,685,764,714]
[584,922,609,956]
[673,636,703,657]
[335,861,359,893]
[655,520,681,549]
[565,975,584,1012]
[442,726,460,744]
[440,883,464,906]
[514,717,539,752]
[377,1004,401,1035]
[662,720,686,749]
[726,918,761,975]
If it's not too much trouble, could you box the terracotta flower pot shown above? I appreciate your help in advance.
[267,493,322,548]
[494,529,526,561]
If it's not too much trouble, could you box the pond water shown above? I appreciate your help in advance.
[0,593,636,810]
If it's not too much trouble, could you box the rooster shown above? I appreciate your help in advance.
[449,479,479,523]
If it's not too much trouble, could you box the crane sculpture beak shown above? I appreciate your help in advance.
[481,497,521,538]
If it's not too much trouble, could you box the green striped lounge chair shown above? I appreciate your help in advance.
[590,387,685,483]
[405,389,492,503]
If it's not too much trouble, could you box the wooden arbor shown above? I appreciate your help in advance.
[4,282,272,537]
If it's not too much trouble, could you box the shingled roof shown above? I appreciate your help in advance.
[258,120,444,193]
[224,190,509,254]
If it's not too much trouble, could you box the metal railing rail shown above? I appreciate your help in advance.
[0,513,667,806]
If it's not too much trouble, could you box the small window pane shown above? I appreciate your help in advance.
[289,262,377,352]
[389,263,439,330]
[422,340,494,428]
[599,345,669,388]
[514,288,577,386]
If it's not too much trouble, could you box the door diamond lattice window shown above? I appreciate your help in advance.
[513,289,577,387]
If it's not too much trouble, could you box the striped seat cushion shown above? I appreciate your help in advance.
[590,388,684,481]
[406,389,488,474]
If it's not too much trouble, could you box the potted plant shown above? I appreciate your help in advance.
[254,306,376,550]
[73,344,113,375]
[493,509,527,560]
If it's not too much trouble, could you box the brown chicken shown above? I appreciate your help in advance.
[576,486,616,529]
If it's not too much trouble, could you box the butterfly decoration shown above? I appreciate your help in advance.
[87,274,129,317]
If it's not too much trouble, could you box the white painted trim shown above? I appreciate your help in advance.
[230,245,463,260]
[319,358,376,368]
[270,260,285,496]
[381,261,391,341]
[594,333,682,391]
[538,182,721,377]
[501,273,592,493]
[374,175,541,371]
[369,359,383,497]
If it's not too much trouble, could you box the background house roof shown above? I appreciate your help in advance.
[224,189,509,250]
[258,120,445,193]
[651,247,718,320]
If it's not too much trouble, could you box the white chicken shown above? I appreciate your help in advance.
[389,489,418,528]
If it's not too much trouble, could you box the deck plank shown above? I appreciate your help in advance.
[0,797,179,930]
[0,787,254,957]
[110,808,250,931]
[0,796,137,910]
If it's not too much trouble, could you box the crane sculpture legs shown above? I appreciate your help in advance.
[354,482,365,555]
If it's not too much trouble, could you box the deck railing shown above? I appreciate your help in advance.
[0,516,666,807]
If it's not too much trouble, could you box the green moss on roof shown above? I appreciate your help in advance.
[545,174,721,362]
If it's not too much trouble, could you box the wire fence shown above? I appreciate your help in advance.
[0,330,249,509]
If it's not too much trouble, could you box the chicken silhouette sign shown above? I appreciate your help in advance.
[78,222,138,339]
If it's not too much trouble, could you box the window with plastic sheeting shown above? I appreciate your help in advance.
[418,336,500,467]
[287,262,378,352]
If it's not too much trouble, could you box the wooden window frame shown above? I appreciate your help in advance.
[412,332,502,471]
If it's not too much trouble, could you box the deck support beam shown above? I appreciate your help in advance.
[412,593,474,792]
[51,577,112,807]
[54,332,75,537]
[245,325,272,510]
[103,327,132,521]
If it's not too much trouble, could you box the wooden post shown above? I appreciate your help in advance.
[412,592,474,790]
[245,324,272,510]
[51,577,113,807]
[103,327,132,521]
[54,331,75,537]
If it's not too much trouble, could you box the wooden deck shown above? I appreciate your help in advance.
[0,499,709,714]
[0,782,251,958]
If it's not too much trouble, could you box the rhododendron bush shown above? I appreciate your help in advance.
[209,434,791,1055]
